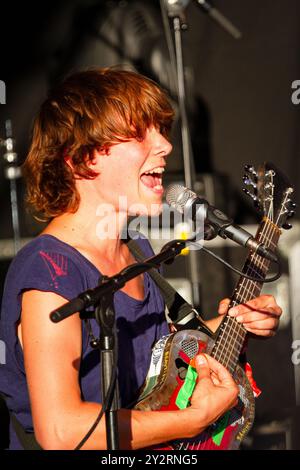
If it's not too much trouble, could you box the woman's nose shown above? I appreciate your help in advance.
[153,128,173,157]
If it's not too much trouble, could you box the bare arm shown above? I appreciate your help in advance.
[204,316,223,332]
[21,290,238,450]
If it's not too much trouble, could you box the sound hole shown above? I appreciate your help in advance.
[181,338,199,359]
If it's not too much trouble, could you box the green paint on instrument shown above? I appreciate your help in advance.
[212,411,230,446]
[175,365,197,409]
[139,375,157,400]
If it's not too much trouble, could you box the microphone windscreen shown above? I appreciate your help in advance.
[166,184,195,212]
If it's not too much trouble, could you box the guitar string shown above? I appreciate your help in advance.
[163,216,283,450]
[219,316,242,371]
[194,241,270,450]
[186,196,287,449]
[223,220,278,371]
[214,218,273,366]
[210,219,279,449]
[219,231,270,370]
[217,219,274,370]
[194,185,290,448]
[211,256,263,368]
[201,189,279,370]
[194,220,275,451]
[211,218,275,370]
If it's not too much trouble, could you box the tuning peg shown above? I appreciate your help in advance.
[243,188,258,202]
[287,210,295,218]
[288,202,297,210]
[244,164,257,176]
[243,175,257,187]
[244,164,253,172]
[243,188,251,197]
[282,223,293,230]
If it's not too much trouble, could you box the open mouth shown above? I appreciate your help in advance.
[140,167,165,193]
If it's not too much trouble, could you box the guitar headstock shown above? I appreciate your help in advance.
[243,162,296,230]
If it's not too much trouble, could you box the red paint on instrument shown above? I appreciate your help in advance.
[197,340,207,353]
[178,349,191,364]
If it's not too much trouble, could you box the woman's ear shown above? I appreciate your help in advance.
[64,147,108,173]
[91,147,109,170]
[64,154,74,170]
[88,155,98,167]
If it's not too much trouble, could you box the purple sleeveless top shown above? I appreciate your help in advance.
[0,234,168,449]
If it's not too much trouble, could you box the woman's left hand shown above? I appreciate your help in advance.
[218,295,282,338]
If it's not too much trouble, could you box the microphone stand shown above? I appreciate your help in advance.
[196,0,242,39]
[50,237,199,450]
[95,284,119,450]
[50,226,279,448]
[50,238,193,323]
[161,0,242,308]
[1,120,22,255]
[164,2,201,308]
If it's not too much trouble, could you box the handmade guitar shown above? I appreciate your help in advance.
[135,163,295,450]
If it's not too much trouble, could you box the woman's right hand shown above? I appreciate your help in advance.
[187,354,239,435]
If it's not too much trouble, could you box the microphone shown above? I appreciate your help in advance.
[163,1,242,39]
[166,184,278,263]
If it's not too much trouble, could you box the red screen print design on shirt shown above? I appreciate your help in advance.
[39,251,68,289]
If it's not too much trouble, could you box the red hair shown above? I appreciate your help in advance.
[23,67,174,219]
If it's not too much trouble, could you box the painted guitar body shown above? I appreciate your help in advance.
[135,162,294,450]
[135,329,255,450]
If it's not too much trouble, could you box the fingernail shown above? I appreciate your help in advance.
[197,355,207,366]
[236,315,243,323]
[229,308,238,316]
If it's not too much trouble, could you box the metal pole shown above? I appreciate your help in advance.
[2,120,22,255]
[173,16,201,307]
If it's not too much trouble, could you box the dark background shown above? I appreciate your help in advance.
[0,0,299,450]
[1,0,300,234]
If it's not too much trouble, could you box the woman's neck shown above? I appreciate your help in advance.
[42,201,128,261]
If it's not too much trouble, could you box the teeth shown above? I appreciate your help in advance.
[153,184,163,190]
[144,167,165,175]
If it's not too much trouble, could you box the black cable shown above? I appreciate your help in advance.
[200,245,282,283]
[74,365,117,450]
[74,326,119,452]
[160,237,282,283]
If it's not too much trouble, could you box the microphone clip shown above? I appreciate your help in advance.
[200,203,234,241]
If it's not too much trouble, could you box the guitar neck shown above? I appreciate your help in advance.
[211,218,281,373]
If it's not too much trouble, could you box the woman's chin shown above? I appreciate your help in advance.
[128,202,163,218]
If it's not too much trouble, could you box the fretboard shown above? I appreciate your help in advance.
[211,218,280,373]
